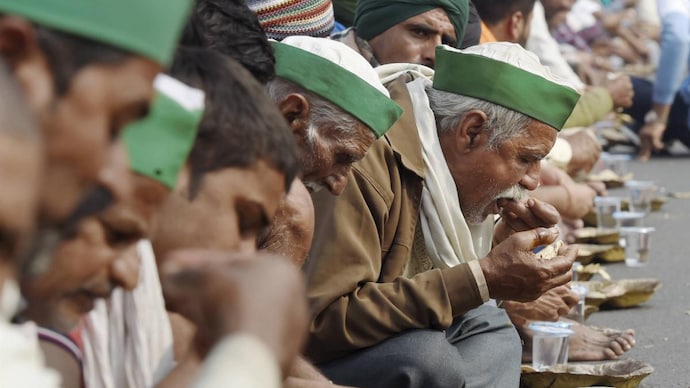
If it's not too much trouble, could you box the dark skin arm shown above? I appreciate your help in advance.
[503,284,580,322]
[482,228,577,302]
[493,197,561,246]
[160,251,308,378]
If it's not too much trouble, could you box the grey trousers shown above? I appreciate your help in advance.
[318,304,521,388]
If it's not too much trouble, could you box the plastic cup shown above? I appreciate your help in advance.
[529,322,574,371]
[596,153,630,175]
[612,211,646,228]
[571,262,582,281]
[594,197,621,229]
[620,227,655,267]
[569,284,589,323]
[625,180,656,213]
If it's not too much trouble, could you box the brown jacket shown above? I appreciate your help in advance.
[304,75,485,363]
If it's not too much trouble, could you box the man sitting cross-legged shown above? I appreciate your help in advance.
[305,42,580,388]
[475,0,636,361]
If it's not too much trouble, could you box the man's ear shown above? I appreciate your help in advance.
[0,16,54,111]
[454,109,488,152]
[508,11,525,42]
[277,93,311,138]
[0,16,37,66]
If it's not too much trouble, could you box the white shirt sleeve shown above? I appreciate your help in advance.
[0,321,62,388]
[526,1,586,91]
[191,334,282,388]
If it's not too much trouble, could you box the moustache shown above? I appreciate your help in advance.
[494,185,528,201]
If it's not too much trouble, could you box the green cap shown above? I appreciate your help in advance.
[0,0,193,65]
[123,74,204,189]
[272,37,403,138]
[355,0,469,47]
[432,44,580,130]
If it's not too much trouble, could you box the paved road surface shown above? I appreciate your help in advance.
[582,153,690,387]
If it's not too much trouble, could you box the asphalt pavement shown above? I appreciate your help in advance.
[582,149,690,387]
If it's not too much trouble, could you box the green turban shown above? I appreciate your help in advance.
[123,74,204,189]
[354,0,469,46]
[0,0,193,65]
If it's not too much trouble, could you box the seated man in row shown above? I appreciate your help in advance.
[332,0,470,68]
[0,1,191,385]
[261,36,402,265]
[305,42,579,388]
[151,47,304,387]
[476,0,636,361]
[20,48,308,388]
[0,0,192,232]
[0,0,311,386]
[0,59,61,387]
[184,4,404,274]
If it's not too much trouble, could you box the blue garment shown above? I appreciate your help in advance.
[333,21,347,33]
[625,77,690,148]
[653,1,690,105]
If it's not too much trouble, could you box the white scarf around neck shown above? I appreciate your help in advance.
[405,77,495,268]
[82,239,174,388]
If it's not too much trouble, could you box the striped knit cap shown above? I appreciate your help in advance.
[246,0,335,40]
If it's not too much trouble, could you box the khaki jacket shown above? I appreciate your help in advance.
[304,75,485,363]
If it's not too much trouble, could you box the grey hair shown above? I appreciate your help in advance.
[266,77,361,145]
[424,85,533,149]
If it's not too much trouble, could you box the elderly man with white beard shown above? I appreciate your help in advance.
[303,42,581,388]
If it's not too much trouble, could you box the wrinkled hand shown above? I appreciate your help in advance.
[494,198,560,244]
[563,129,602,176]
[160,250,308,376]
[604,75,634,108]
[481,228,577,302]
[502,284,580,322]
[638,121,666,161]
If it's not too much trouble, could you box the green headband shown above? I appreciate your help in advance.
[432,47,580,130]
[123,75,204,189]
[354,0,469,47]
[0,0,193,65]
[272,41,402,138]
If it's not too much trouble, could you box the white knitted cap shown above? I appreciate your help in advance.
[280,35,390,97]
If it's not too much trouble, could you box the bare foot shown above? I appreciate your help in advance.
[519,319,635,362]
[568,322,636,361]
